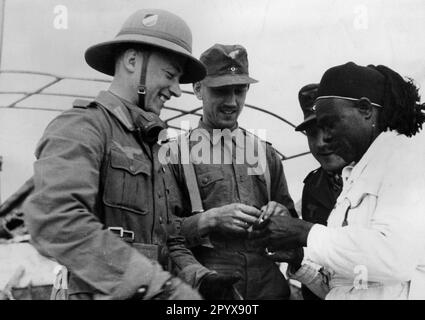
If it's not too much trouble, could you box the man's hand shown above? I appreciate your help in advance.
[149,277,202,300]
[265,248,304,273]
[201,203,261,235]
[198,273,242,300]
[260,201,291,221]
[249,215,314,250]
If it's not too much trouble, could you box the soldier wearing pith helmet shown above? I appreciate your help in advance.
[24,9,208,300]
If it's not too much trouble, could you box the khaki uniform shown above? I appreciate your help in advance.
[169,120,297,299]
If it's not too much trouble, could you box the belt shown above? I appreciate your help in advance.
[107,227,170,270]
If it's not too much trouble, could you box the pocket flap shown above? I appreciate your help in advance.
[197,170,224,187]
[110,149,151,176]
[346,178,379,208]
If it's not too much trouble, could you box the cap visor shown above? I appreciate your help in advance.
[201,74,258,87]
[295,116,316,131]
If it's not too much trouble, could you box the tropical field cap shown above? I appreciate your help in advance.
[295,83,319,132]
[199,44,258,87]
[85,9,206,83]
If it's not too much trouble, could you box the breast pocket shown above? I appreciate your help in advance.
[103,148,152,215]
[344,179,379,226]
[196,168,226,205]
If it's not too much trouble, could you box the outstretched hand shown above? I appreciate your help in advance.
[249,215,314,251]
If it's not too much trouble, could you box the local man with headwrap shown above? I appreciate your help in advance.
[250,62,425,299]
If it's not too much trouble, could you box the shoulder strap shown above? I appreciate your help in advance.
[72,99,94,109]
[263,146,271,202]
[244,130,271,201]
[178,133,204,214]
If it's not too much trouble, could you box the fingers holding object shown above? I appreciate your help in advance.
[236,204,262,218]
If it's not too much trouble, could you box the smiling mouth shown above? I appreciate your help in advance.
[159,93,169,103]
[220,108,237,115]
[319,151,334,157]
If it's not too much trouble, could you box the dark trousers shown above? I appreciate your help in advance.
[192,247,290,300]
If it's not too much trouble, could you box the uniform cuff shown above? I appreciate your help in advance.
[181,214,213,248]
[111,249,171,300]
[287,262,319,283]
[178,264,216,288]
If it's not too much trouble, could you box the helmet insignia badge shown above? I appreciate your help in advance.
[142,14,158,27]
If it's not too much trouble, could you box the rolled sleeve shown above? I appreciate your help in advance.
[287,259,329,299]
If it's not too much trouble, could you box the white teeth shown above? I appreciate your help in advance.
[159,95,168,103]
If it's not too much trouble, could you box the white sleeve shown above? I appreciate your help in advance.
[287,258,330,299]
[305,146,425,283]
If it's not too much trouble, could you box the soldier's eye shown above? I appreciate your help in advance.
[163,69,175,80]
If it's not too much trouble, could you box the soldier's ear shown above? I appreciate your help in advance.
[193,82,203,100]
[121,48,138,73]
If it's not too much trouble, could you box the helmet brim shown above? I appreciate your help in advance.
[85,34,206,83]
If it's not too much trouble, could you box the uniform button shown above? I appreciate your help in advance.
[129,165,135,172]
[202,177,209,184]
[159,216,163,224]
[162,166,166,173]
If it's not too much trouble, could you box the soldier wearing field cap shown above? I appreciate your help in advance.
[295,84,346,299]
[296,84,345,227]
[24,9,208,300]
[167,44,297,299]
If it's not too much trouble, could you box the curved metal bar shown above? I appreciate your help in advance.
[283,151,311,161]
[0,69,111,83]
[0,105,63,112]
[0,91,96,100]
[164,106,203,123]
[244,103,299,129]
[0,70,310,160]
[7,78,62,108]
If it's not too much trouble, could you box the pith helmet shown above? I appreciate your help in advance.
[85,9,206,83]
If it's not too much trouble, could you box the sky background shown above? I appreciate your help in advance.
[1,0,425,203]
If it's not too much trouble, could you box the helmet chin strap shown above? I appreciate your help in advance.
[134,50,167,144]
[137,50,152,110]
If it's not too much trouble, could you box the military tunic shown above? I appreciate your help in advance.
[169,120,297,299]
[24,91,202,299]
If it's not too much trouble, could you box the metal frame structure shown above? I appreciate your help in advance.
[0,69,310,161]
[0,0,309,163]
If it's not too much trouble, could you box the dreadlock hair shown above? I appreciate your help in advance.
[368,64,425,137]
